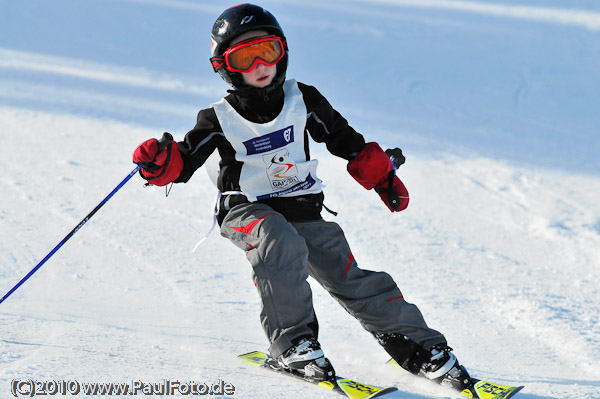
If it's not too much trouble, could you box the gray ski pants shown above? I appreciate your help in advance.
[220,202,445,358]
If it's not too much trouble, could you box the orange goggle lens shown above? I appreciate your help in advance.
[211,35,285,73]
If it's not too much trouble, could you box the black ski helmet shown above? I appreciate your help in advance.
[210,4,288,88]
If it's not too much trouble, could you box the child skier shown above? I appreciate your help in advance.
[133,3,472,392]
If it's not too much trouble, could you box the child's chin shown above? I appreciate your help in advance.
[255,77,273,87]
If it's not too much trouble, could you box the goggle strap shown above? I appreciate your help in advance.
[210,57,225,72]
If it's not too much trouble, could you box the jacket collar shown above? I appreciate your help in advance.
[225,79,285,124]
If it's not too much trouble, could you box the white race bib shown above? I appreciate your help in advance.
[212,79,322,201]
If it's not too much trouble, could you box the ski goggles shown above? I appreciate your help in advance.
[211,35,286,73]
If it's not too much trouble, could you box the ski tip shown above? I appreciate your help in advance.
[506,385,525,398]
[237,351,268,366]
[370,386,399,398]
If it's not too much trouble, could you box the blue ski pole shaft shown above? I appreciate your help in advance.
[0,165,141,305]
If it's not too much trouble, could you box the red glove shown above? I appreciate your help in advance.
[347,142,409,212]
[133,133,183,186]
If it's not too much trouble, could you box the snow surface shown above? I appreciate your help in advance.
[1,0,599,398]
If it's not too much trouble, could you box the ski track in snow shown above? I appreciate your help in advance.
[0,48,223,97]
[1,0,600,398]
[356,0,600,31]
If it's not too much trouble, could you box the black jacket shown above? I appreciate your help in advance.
[175,80,366,223]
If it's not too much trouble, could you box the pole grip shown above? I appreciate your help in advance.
[157,132,174,152]
[387,157,402,211]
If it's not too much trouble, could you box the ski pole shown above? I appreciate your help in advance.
[0,133,173,305]
[0,165,140,305]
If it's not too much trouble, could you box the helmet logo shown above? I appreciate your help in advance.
[240,15,254,24]
[210,38,218,55]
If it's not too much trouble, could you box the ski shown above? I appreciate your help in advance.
[387,358,524,399]
[238,351,398,399]
[461,380,524,399]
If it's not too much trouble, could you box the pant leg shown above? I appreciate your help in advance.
[291,219,446,349]
[220,202,317,358]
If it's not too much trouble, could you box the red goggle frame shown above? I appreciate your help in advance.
[210,35,286,73]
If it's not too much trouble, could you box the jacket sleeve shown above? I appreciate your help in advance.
[298,82,366,160]
[174,107,225,183]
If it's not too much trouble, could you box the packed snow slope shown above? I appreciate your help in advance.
[1,1,599,398]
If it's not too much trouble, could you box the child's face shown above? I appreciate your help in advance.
[241,62,277,88]
[229,30,278,89]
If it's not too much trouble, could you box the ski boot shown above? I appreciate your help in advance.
[419,345,473,391]
[278,336,335,382]
[375,333,473,392]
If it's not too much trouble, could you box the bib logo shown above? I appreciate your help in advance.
[284,128,292,143]
[243,126,294,155]
[264,149,300,191]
